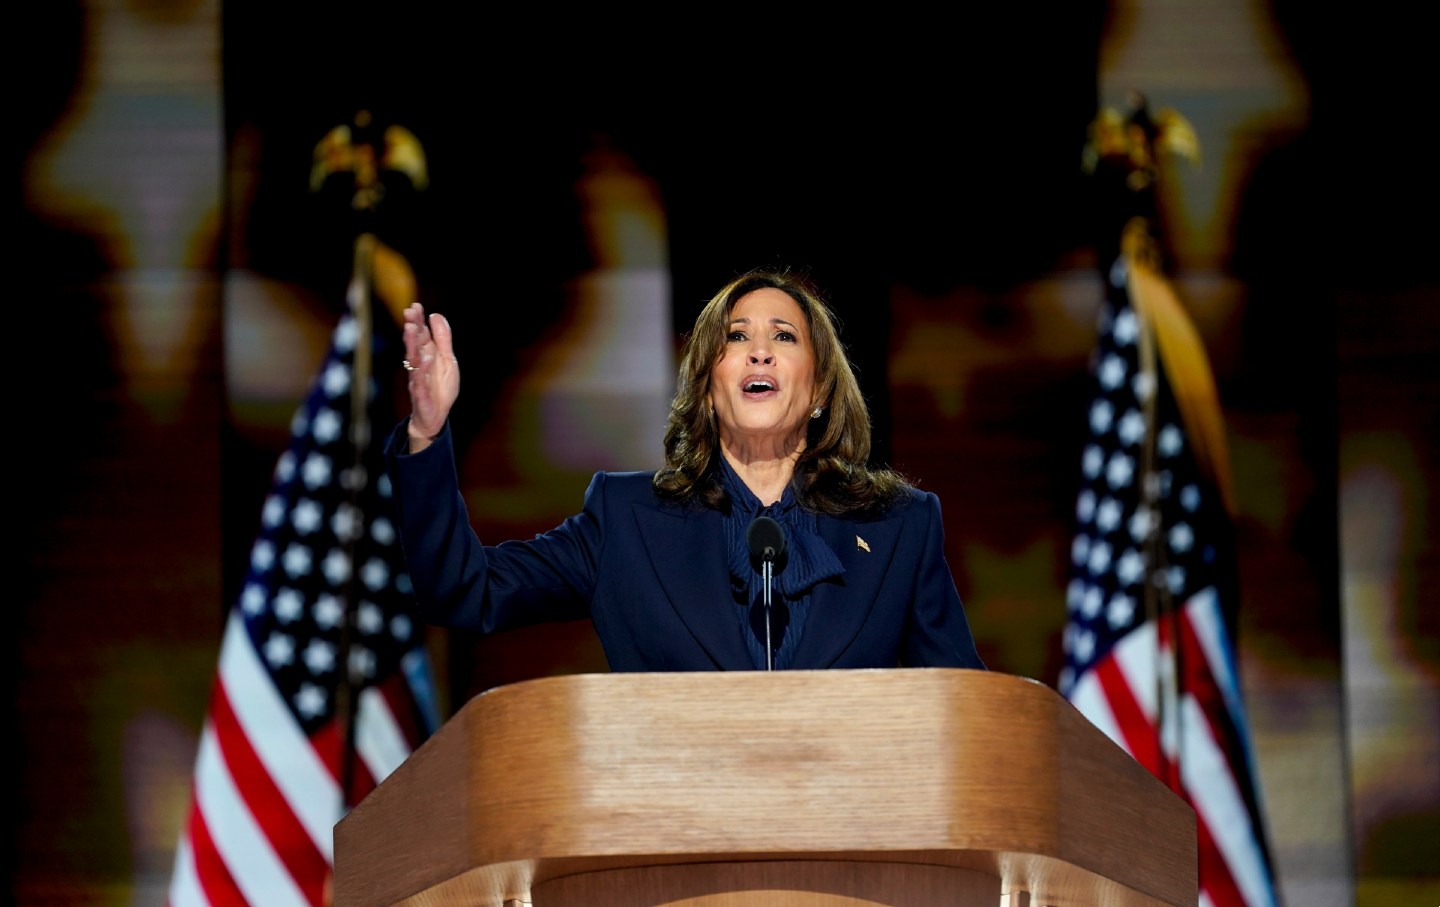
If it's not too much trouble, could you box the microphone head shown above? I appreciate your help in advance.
[746,516,789,576]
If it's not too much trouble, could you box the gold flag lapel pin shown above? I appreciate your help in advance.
[856,535,871,552]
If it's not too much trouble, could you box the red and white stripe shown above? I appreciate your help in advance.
[168,611,416,906]
[1068,587,1275,907]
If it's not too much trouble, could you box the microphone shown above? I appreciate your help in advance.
[746,517,788,671]
[746,516,789,576]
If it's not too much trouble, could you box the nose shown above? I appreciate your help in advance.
[747,339,775,365]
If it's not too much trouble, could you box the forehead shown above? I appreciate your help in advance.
[729,287,807,327]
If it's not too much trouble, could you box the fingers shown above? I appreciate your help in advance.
[402,303,429,361]
[399,306,459,446]
[428,313,456,364]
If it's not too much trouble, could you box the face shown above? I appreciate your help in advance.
[709,287,818,456]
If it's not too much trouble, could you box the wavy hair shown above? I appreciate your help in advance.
[653,269,911,515]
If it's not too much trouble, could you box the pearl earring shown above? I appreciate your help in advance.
[811,406,823,419]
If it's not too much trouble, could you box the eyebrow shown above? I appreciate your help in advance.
[729,317,800,330]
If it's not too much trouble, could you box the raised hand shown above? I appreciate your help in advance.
[400,302,460,453]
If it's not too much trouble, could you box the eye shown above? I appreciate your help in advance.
[774,330,797,343]
[726,330,748,342]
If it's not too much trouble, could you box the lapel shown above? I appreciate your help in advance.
[789,511,904,669]
[632,500,753,669]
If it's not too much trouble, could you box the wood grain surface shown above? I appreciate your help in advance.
[334,669,1196,907]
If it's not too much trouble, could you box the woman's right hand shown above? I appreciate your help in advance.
[401,302,460,453]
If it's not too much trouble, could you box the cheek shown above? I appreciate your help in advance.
[794,356,817,393]
[713,349,745,385]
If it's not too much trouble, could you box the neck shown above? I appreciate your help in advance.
[719,440,802,506]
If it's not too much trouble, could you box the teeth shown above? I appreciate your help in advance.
[746,381,774,392]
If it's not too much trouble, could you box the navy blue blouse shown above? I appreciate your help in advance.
[717,458,845,669]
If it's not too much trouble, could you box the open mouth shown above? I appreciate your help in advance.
[744,380,775,393]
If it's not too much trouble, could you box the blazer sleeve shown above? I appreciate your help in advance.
[901,490,986,670]
[383,419,605,633]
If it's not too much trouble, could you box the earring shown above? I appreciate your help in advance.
[811,406,823,419]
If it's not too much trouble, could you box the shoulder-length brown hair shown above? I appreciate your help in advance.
[653,269,911,515]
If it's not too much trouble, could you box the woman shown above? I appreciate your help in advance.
[386,269,984,672]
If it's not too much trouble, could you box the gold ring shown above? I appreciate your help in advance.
[402,359,418,372]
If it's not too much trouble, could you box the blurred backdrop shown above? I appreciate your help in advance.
[14,0,1437,905]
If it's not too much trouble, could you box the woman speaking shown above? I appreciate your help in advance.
[385,269,984,672]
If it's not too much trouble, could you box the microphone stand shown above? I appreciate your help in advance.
[747,517,785,673]
[761,554,775,671]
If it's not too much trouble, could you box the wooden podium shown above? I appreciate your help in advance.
[333,668,1196,907]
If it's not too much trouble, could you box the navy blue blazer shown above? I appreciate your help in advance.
[386,422,984,673]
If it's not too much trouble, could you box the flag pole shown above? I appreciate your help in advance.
[1119,218,1185,794]
[335,231,377,811]
[1129,258,1169,792]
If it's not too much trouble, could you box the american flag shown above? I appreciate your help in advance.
[168,276,440,906]
[1059,240,1279,907]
